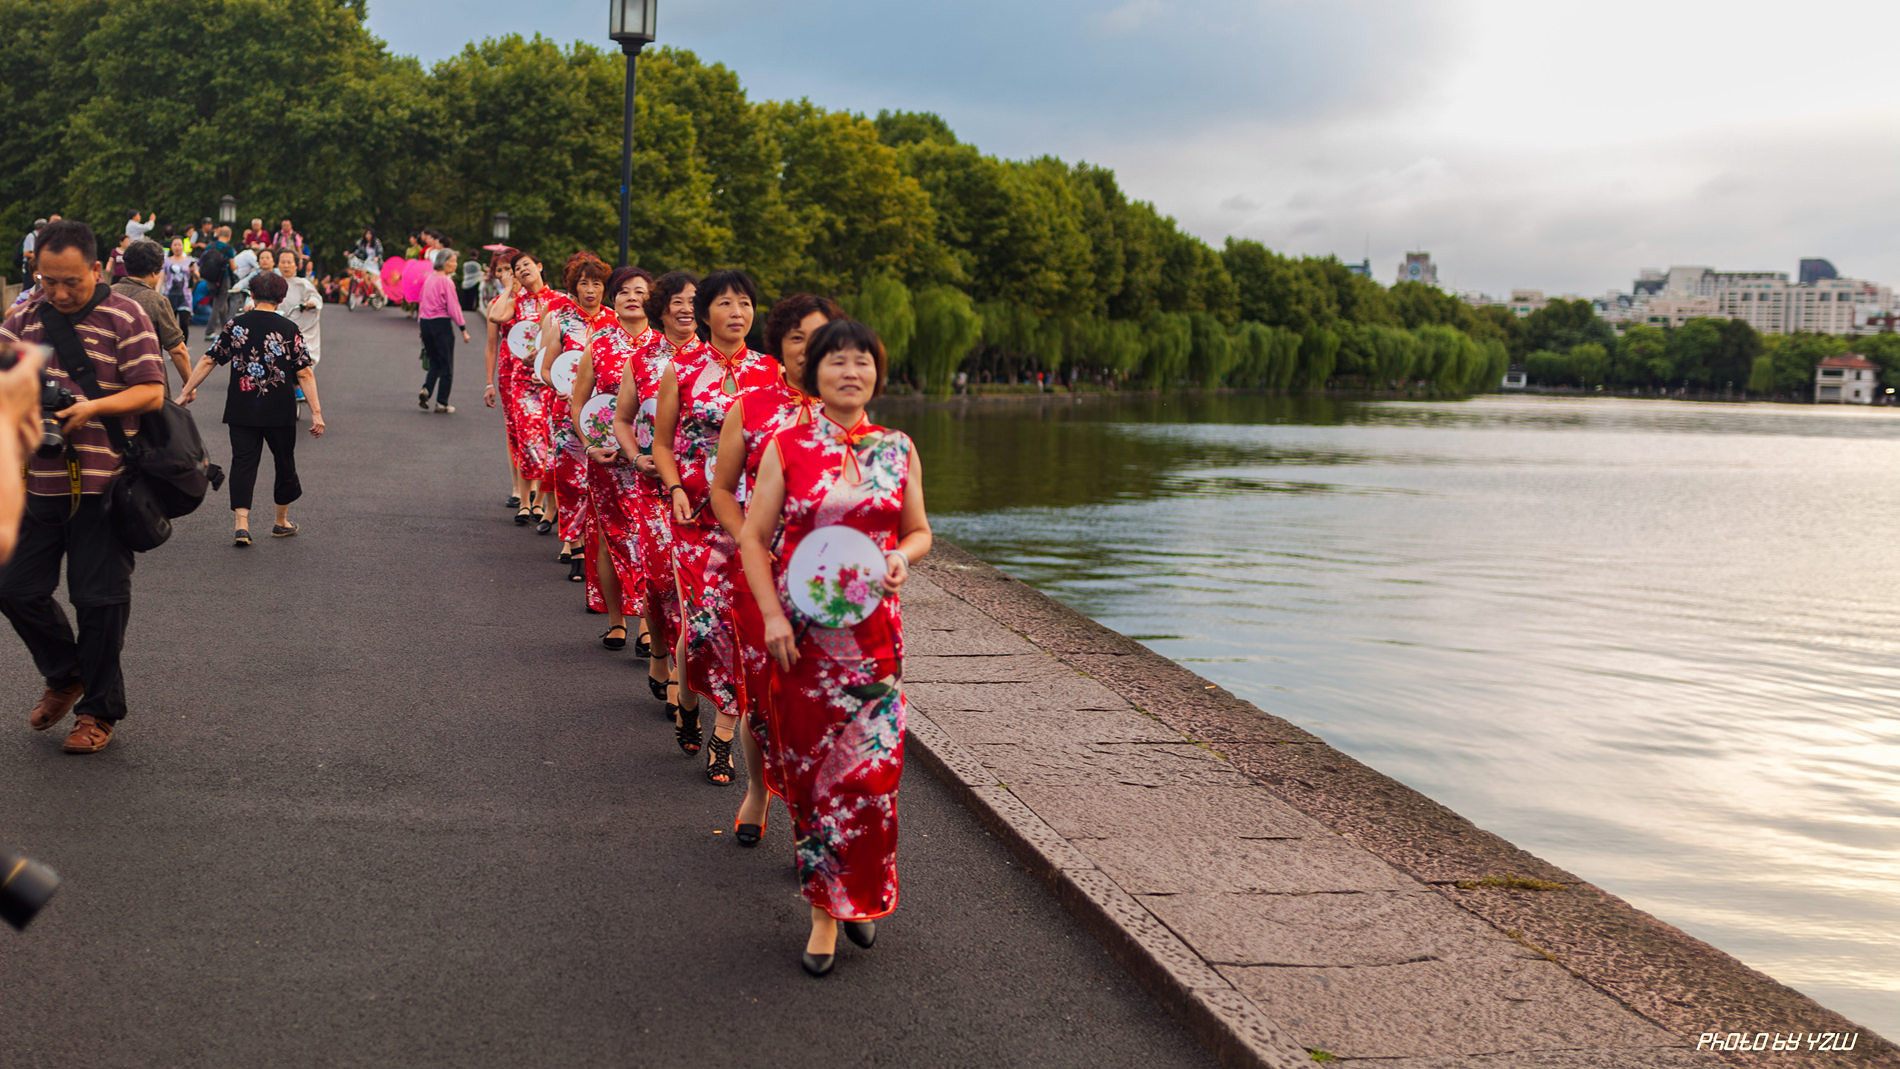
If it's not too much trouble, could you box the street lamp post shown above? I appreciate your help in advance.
[608,0,657,267]
[218,194,236,226]
[491,212,511,242]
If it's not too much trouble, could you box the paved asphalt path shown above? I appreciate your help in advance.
[0,307,1212,1068]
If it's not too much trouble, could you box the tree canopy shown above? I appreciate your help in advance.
[1,0,1507,396]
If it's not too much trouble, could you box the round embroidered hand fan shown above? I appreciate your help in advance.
[786,526,888,628]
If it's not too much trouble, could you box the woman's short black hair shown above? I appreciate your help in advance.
[645,269,699,326]
[608,266,654,306]
[250,270,289,304]
[764,293,845,358]
[800,319,887,399]
[122,238,164,278]
[692,269,759,326]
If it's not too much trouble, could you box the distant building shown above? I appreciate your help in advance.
[1501,366,1528,390]
[1343,258,1372,278]
[1507,289,1547,318]
[1620,264,1894,336]
[1814,352,1879,404]
[1396,251,1437,287]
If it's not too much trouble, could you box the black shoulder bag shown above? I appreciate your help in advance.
[38,285,224,552]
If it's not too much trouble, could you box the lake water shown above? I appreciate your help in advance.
[882,393,1900,1038]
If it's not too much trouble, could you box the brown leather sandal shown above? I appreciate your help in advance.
[62,714,113,754]
[29,683,82,731]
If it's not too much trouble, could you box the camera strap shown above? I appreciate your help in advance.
[38,284,124,514]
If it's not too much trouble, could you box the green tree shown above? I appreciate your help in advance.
[849,273,916,372]
[910,285,981,392]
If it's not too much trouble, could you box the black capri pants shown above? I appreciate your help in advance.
[228,424,302,511]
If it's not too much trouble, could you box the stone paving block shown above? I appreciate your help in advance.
[1370,1051,1718,1068]
[968,741,1255,789]
[904,676,1132,714]
[1140,890,1539,968]
[1220,741,1578,886]
[1007,782,1328,841]
[1076,834,1420,895]
[1058,652,1323,745]
[905,622,1045,658]
[903,653,1067,684]
[919,706,1181,749]
[1220,957,1682,1060]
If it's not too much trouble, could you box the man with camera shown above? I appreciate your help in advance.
[0,220,166,755]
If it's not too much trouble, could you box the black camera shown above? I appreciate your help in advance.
[0,341,76,458]
[1,847,60,930]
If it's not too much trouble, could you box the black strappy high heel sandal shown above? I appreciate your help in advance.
[601,624,627,650]
[648,675,668,702]
[704,731,735,786]
[634,627,652,658]
[569,558,585,582]
[675,699,702,755]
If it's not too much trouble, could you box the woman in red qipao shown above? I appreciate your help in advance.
[482,251,556,526]
[574,266,672,703]
[537,252,616,573]
[710,294,841,845]
[739,319,931,978]
[612,271,702,724]
[652,269,778,785]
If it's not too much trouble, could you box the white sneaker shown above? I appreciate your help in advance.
[434,404,455,414]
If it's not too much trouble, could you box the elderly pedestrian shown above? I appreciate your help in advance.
[417,249,471,413]
[178,270,324,546]
[0,220,168,755]
[112,239,192,389]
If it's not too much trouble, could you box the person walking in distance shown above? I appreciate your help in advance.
[417,249,470,413]
[161,237,197,346]
[199,226,237,345]
[0,220,168,755]
[276,250,323,418]
[178,270,324,545]
[112,239,192,389]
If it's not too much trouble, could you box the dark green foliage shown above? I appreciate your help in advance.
[0,0,1506,396]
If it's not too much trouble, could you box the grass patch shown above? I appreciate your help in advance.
[1308,1050,1336,1063]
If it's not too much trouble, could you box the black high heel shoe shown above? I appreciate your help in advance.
[705,731,735,786]
[800,951,834,978]
[601,624,627,650]
[648,675,668,702]
[634,628,652,658]
[842,920,876,949]
[675,700,702,755]
[569,558,585,582]
[734,809,766,847]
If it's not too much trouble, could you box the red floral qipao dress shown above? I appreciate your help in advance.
[670,343,778,712]
[766,414,914,921]
[497,287,554,481]
[730,374,818,788]
[629,333,699,653]
[580,322,652,617]
[541,293,614,545]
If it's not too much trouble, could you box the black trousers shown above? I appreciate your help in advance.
[0,495,134,723]
[172,305,190,345]
[228,423,302,511]
[419,317,455,404]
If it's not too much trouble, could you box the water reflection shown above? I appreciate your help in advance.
[879,394,1900,1037]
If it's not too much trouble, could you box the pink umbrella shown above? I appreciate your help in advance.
[401,257,432,304]
[380,256,406,290]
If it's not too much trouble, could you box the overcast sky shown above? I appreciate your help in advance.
[366,0,1900,298]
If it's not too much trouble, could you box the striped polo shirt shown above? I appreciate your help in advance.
[0,291,165,496]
